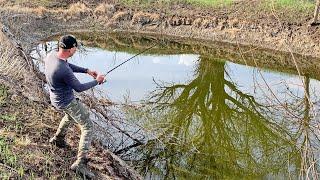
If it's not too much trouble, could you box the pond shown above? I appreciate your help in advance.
[32,32,320,179]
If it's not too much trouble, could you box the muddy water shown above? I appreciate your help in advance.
[33,33,320,179]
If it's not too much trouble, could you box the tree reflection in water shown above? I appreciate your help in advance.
[35,33,320,179]
[122,56,305,179]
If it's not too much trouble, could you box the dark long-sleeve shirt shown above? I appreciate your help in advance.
[44,51,98,109]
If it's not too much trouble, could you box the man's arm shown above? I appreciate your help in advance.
[63,69,98,92]
[68,63,88,73]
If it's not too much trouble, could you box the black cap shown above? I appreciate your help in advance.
[58,35,78,49]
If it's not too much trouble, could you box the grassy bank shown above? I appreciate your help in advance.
[119,0,314,9]
[265,0,314,11]
[0,85,24,179]
[110,0,232,5]
[0,0,315,24]
[0,83,71,179]
[0,84,38,179]
[4,0,316,10]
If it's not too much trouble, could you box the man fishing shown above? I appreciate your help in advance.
[44,34,105,178]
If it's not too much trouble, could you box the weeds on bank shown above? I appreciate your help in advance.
[0,137,26,179]
[0,114,16,122]
[0,86,24,178]
[184,0,233,7]
[118,0,233,7]
[258,0,314,23]
[0,137,17,168]
[12,0,52,7]
[0,85,8,106]
[119,0,313,9]
[0,85,66,178]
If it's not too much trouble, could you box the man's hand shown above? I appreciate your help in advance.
[96,74,105,84]
[87,69,98,78]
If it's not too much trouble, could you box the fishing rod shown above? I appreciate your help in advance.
[103,43,158,76]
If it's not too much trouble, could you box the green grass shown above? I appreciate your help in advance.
[0,137,22,176]
[0,85,8,106]
[118,0,234,7]
[0,115,17,122]
[184,0,233,7]
[0,127,27,179]
[265,0,314,11]
[13,0,52,6]
[0,113,21,133]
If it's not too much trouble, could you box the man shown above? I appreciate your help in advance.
[44,35,104,178]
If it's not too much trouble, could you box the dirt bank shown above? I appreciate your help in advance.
[1,0,320,58]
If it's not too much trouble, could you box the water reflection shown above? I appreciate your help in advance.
[123,56,318,179]
[120,56,319,179]
[33,32,320,179]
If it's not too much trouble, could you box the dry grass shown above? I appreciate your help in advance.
[131,12,161,26]
[0,2,91,20]
[33,6,47,16]
[14,136,32,147]
[69,2,90,14]
[1,5,47,16]
[106,11,132,27]
[0,35,25,80]
[94,3,116,19]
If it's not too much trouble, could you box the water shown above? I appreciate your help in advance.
[33,32,320,179]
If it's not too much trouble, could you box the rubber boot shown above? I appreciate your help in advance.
[70,154,95,179]
[49,135,68,148]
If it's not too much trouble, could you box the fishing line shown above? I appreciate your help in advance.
[103,43,158,76]
[100,10,167,82]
